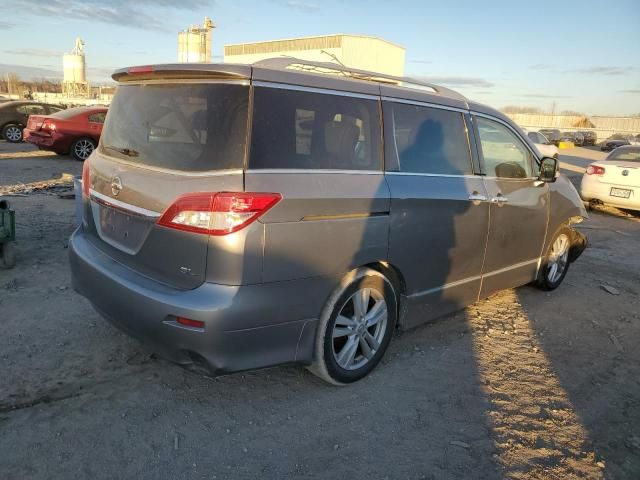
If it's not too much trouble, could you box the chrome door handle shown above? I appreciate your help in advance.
[468,193,488,202]
[490,195,509,204]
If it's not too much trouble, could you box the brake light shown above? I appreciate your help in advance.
[41,119,56,131]
[128,65,154,75]
[586,165,606,175]
[158,192,282,236]
[81,159,90,197]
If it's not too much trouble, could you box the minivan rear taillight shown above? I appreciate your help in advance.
[158,192,282,236]
[81,159,90,197]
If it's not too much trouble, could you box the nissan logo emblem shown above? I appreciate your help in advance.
[622,170,629,176]
[111,176,123,196]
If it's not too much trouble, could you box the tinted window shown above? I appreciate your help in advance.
[17,104,46,115]
[48,106,63,113]
[88,112,106,123]
[250,87,380,170]
[384,102,472,175]
[476,117,534,178]
[608,149,640,162]
[101,84,248,171]
[528,132,547,144]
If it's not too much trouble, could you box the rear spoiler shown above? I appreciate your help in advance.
[112,63,251,83]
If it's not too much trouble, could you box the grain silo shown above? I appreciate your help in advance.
[178,17,214,63]
[62,38,89,97]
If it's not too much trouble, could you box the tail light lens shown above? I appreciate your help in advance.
[81,159,90,197]
[586,165,605,175]
[41,119,56,131]
[158,192,282,236]
[176,317,205,329]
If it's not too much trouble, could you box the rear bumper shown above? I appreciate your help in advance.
[69,228,325,374]
[580,176,640,210]
[24,130,67,152]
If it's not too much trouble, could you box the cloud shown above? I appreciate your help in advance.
[520,94,574,99]
[0,21,15,29]
[2,48,63,57]
[416,76,494,88]
[620,89,640,94]
[530,64,555,70]
[408,59,432,65]
[280,0,320,11]
[566,66,634,76]
[17,0,213,31]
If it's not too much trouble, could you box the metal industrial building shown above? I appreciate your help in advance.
[178,17,215,63]
[62,38,89,98]
[224,34,406,76]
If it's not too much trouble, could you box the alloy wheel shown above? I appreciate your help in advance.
[547,233,569,283]
[74,139,94,160]
[5,126,21,142]
[332,287,388,371]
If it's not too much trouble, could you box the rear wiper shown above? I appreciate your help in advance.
[104,144,139,157]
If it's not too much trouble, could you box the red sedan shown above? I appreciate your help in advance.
[24,106,108,161]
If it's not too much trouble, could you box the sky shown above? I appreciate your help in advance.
[0,0,638,116]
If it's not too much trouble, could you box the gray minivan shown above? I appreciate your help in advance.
[69,59,587,385]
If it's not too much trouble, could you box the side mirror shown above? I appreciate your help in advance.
[539,157,558,182]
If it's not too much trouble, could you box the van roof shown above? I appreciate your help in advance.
[112,58,469,110]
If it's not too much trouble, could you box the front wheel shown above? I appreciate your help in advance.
[308,268,397,385]
[536,228,572,291]
[70,138,96,161]
[2,124,23,143]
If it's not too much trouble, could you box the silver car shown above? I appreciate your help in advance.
[69,59,587,385]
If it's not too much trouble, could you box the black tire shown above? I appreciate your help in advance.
[308,268,397,385]
[0,242,16,269]
[70,137,96,161]
[2,123,23,143]
[536,227,572,291]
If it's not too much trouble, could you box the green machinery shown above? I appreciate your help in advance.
[0,199,16,269]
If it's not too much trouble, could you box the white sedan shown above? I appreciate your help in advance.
[580,145,640,211]
[524,130,560,159]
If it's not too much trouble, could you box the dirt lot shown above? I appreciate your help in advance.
[1,143,639,479]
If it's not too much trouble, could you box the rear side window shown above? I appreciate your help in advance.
[384,102,472,175]
[88,112,106,123]
[18,104,46,115]
[249,87,381,170]
[101,83,248,171]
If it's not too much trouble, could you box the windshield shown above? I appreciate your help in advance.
[101,83,249,171]
[607,148,640,162]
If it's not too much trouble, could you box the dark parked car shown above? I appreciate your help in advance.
[24,106,108,161]
[69,60,587,385]
[0,101,64,142]
[539,128,561,146]
[578,131,597,146]
[601,136,631,151]
[560,131,584,146]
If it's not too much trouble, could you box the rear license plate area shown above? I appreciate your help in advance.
[610,187,631,199]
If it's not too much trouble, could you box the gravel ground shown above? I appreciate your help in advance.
[0,143,639,479]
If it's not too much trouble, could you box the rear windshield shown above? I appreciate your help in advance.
[101,83,249,171]
[51,107,93,120]
[608,149,640,162]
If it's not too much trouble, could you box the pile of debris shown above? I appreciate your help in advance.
[0,173,76,199]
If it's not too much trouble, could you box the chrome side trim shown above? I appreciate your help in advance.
[385,171,480,179]
[90,189,161,218]
[302,212,388,221]
[245,168,382,175]
[408,275,482,299]
[381,96,468,114]
[96,152,244,178]
[481,258,540,278]
[252,81,380,101]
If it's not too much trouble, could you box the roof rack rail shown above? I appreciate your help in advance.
[252,57,465,99]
